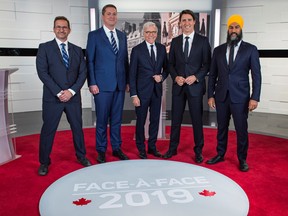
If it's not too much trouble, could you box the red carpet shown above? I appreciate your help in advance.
[0,126,287,216]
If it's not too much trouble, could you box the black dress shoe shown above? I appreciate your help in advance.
[112,149,129,160]
[147,149,162,157]
[38,164,49,176]
[195,154,204,163]
[163,150,177,159]
[97,152,106,163]
[139,151,147,159]
[78,157,92,167]
[206,155,224,164]
[239,161,249,172]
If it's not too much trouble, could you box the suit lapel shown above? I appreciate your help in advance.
[52,39,67,68]
[101,27,115,54]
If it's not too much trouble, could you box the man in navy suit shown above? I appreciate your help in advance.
[163,10,211,163]
[86,4,129,163]
[36,16,91,176]
[129,22,169,159]
[206,14,261,172]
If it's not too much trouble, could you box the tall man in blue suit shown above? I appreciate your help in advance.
[36,16,91,176]
[206,15,262,172]
[86,4,129,163]
[163,10,211,163]
[129,22,169,159]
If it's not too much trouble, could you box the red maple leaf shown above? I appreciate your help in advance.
[73,198,92,206]
[199,189,216,197]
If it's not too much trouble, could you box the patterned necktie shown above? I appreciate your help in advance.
[110,31,118,55]
[229,44,235,68]
[61,43,69,69]
[150,45,156,66]
[184,36,189,61]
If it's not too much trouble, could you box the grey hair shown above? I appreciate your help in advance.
[143,21,158,32]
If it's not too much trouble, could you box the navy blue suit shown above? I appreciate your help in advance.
[129,41,168,152]
[86,27,129,152]
[168,33,211,155]
[208,41,261,161]
[36,39,87,165]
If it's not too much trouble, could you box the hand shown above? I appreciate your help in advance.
[59,90,72,102]
[175,76,185,86]
[132,96,140,107]
[185,75,197,85]
[153,75,162,83]
[89,85,99,95]
[248,99,258,111]
[126,84,130,93]
[208,98,216,109]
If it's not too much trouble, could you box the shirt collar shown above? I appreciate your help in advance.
[183,31,195,40]
[55,38,68,47]
[103,25,116,34]
[145,41,155,48]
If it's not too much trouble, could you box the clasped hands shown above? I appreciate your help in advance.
[59,90,72,102]
[175,75,197,86]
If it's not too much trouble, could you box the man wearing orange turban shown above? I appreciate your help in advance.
[206,14,262,172]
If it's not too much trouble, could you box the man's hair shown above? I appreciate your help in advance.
[143,21,158,32]
[102,4,117,15]
[179,9,196,21]
[54,16,70,29]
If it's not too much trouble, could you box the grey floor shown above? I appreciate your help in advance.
[10,109,288,139]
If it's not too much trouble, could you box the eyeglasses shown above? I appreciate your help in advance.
[145,31,157,34]
[55,26,69,30]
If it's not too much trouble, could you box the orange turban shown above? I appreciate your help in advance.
[227,14,244,29]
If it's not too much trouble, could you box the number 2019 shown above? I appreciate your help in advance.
[99,189,194,209]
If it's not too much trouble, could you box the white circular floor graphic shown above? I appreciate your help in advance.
[39,160,249,216]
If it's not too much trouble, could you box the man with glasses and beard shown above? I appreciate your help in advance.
[206,14,261,172]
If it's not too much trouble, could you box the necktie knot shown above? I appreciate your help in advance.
[110,31,118,55]
[61,43,69,69]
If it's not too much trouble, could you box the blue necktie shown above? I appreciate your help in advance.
[110,31,118,55]
[61,43,69,69]
[150,45,156,66]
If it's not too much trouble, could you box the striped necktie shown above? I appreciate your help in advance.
[110,31,118,55]
[61,43,69,69]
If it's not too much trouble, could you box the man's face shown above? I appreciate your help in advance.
[144,25,157,44]
[53,19,71,42]
[179,14,195,35]
[228,22,242,42]
[102,7,117,29]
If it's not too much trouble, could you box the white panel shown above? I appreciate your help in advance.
[15,2,52,14]
[70,0,88,7]
[0,11,16,20]
[0,1,15,11]
[0,29,40,40]
[99,0,212,12]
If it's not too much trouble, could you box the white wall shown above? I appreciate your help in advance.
[219,0,288,114]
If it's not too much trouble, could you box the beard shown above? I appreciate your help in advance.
[226,30,243,46]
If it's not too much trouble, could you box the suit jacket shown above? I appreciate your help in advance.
[208,41,261,103]
[36,39,86,103]
[169,33,211,96]
[86,27,129,91]
[129,41,168,98]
